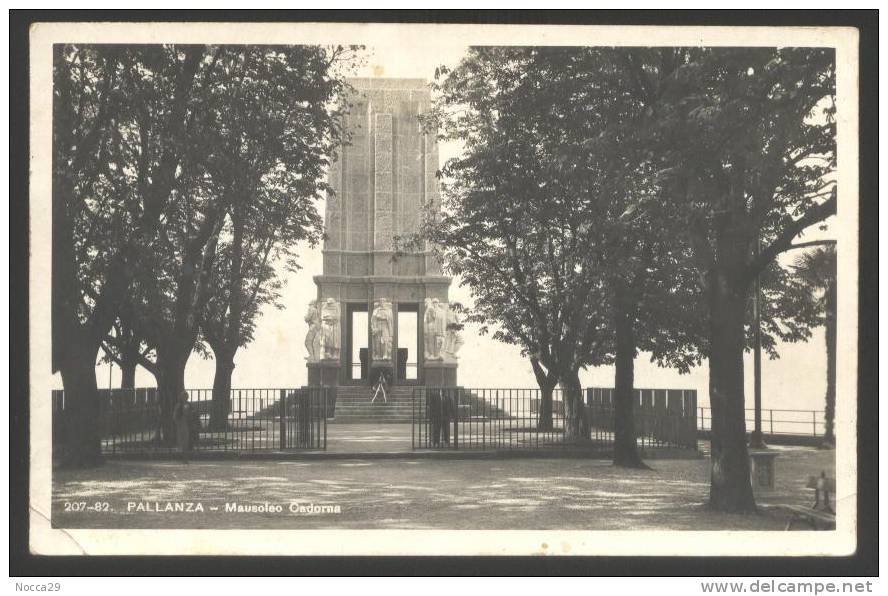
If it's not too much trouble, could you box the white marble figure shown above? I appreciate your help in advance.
[320,298,341,360]
[304,300,323,361]
[442,305,465,360]
[424,298,447,360]
[435,300,448,357]
[371,299,394,360]
[423,299,435,359]
[371,300,382,357]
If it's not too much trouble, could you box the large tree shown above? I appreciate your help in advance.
[195,45,359,431]
[53,44,357,458]
[624,47,837,510]
[199,169,326,431]
[422,48,620,439]
[424,47,703,445]
[559,50,705,468]
[127,46,353,444]
[200,221,281,431]
[494,48,705,466]
[53,45,206,466]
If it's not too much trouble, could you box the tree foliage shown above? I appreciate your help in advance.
[791,246,837,444]
[53,43,360,459]
[423,45,836,499]
[622,47,837,511]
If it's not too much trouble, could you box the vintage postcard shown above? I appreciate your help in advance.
[28,20,860,557]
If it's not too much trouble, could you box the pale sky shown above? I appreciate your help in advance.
[74,44,834,415]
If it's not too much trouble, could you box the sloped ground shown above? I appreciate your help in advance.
[51,444,835,531]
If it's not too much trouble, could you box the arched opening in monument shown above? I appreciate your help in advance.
[347,305,369,382]
[397,304,419,381]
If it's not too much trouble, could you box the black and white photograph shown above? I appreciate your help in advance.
[23,19,865,559]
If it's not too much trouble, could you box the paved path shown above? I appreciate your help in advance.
[326,423,413,453]
[52,445,835,531]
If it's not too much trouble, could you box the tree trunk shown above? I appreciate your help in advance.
[613,297,646,468]
[57,342,103,468]
[538,385,554,432]
[822,281,836,447]
[117,317,143,389]
[530,358,556,431]
[155,345,190,447]
[53,161,105,467]
[707,274,756,512]
[562,368,588,442]
[210,346,235,432]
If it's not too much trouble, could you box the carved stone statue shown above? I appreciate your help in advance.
[371,298,393,360]
[320,298,341,360]
[304,300,323,361]
[423,299,435,359]
[424,298,446,360]
[442,305,465,360]
[435,300,448,357]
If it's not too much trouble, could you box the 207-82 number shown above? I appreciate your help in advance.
[63,501,110,512]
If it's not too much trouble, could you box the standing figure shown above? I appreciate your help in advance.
[370,300,382,357]
[172,391,192,458]
[424,298,442,360]
[434,300,447,358]
[303,300,322,361]
[371,298,394,360]
[321,298,341,360]
[382,299,394,359]
[442,305,465,359]
[370,370,388,404]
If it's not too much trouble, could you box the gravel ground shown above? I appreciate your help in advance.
[51,444,835,531]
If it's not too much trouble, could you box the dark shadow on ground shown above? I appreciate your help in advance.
[52,445,835,531]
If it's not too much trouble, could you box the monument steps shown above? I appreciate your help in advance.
[329,385,420,423]
[332,406,413,410]
[333,402,414,407]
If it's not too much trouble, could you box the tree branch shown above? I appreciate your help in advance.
[787,239,837,251]
[748,187,837,280]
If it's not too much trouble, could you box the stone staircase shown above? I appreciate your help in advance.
[330,385,417,424]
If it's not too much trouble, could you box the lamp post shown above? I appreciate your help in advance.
[749,236,766,449]
[749,237,837,449]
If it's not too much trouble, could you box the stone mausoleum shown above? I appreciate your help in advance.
[303,78,462,390]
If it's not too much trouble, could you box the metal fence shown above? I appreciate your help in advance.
[698,407,827,437]
[412,388,570,450]
[411,387,698,451]
[586,387,698,450]
[52,387,329,454]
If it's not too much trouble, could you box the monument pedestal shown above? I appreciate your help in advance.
[307,360,341,387]
[749,449,779,494]
[424,360,458,387]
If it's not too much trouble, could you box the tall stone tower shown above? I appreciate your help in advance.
[305,78,459,388]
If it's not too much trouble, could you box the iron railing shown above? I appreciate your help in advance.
[586,387,698,450]
[411,387,699,451]
[412,387,570,450]
[698,407,827,437]
[52,387,329,454]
